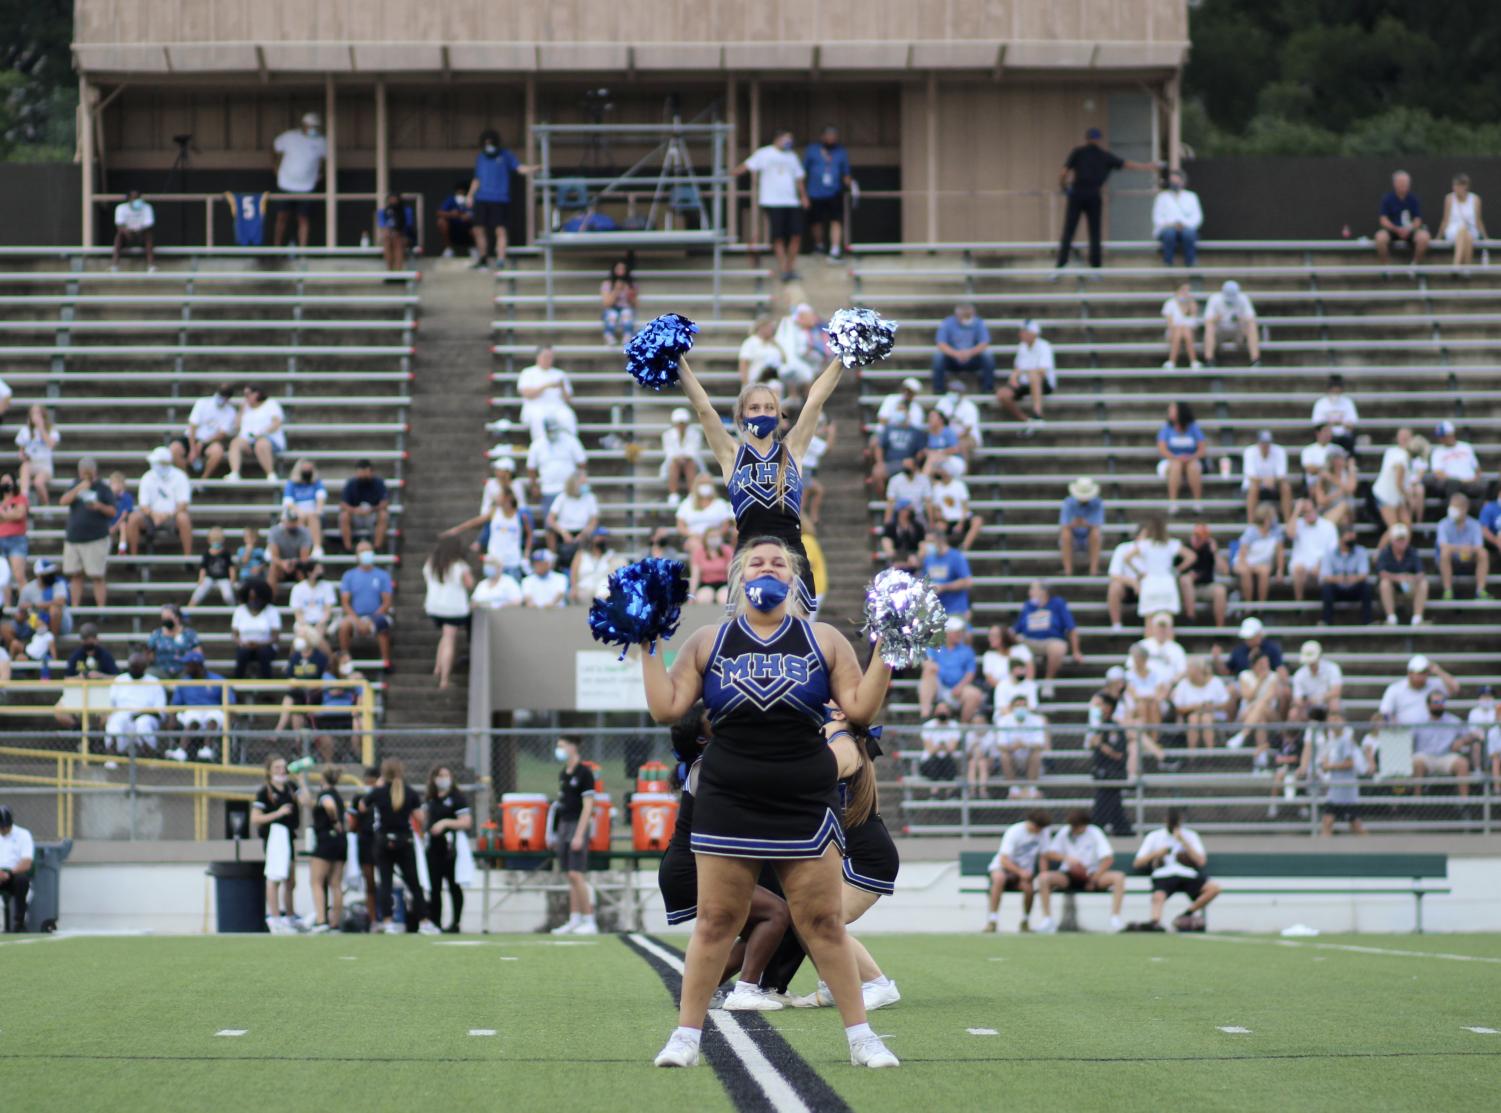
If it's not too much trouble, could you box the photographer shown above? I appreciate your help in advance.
[146,604,200,679]
[367,757,441,935]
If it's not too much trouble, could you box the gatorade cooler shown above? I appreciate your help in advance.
[630,792,679,852]
[636,762,672,794]
[588,792,613,852]
[476,820,498,853]
[501,793,549,851]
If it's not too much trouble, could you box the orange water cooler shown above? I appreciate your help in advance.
[635,762,672,794]
[500,793,550,851]
[629,792,679,851]
[588,792,613,852]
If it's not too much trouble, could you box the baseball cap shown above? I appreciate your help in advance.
[356,458,373,470]
[942,456,966,479]
[1223,280,1241,296]
[944,616,967,633]
[1085,127,1103,140]
[147,445,173,465]
[1238,617,1264,639]
[1020,319,1042,336]
[302,111,322,128]
[900,377,922,394]
[1299,640,1322,665]
[182,649,206,665]
[670,407,690,424]
[1068,477,1099,501]
[1434,420,1456,437]
[1257,430,1274,444]
[33,557,56,575]
[1106,665,1126,682]
[1407,654,1430,674]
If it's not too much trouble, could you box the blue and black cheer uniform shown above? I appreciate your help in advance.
[728,440,816,613]
[839,789,900,897]
[658,760,701,925]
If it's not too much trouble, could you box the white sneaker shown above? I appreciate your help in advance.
[850,1035,900,1068]
[1191,360,1202,369]
[1225,731,1247,750]
[1410,613,1424,626]
[382,922,401,935]
[572,919,599,935]
[722,983,785,1011]
[418,921,442,936]
[311,546,325,560]
[1109,915,1125,932]
[196,745,217,761]
[441,247,455,259]
[1162,360,1175,370]
[862,979,902,1011]
[227,471,241,483]
[550,918,578,935]
[309,922,332,934]
[789,980,836,1008]
[265,917,286,935]
[654,1033,701,1068]
[165,747,188,763]
[1036,917,1057,934]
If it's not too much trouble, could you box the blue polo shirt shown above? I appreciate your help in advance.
[282,478,327,508]
[936,315,989,351]
[340,565,392,617]
[927,641,977,688]
[1157,421,1205,458]
[803,143,851,199]
[1059,495,1105,539]
[173,672,234,707]
[923,547,971,616]
[927,427,959,455]
[1480,500,1501,537]
[1379,190,1422,228]
[474,149,521,203]
[880,423,927,465]
[1014,596,1076,642]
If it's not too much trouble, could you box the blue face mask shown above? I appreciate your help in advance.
[744,575,790,613]
[743,414,778,439]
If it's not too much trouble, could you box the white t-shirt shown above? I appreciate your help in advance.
[1131,539,1182,577]
[239,399,287,446]
[995,710,1047,749]
[485,507,526,570]
[187,395,239,441]
[1161,296,1198,329]
[1289,515,1338,570]
[526,434,587,494]
[1301,441,1331,475]
[1137,826,1206,879]
[549,491,599,533]
[1171,675,1229,714]
[1242,444,1288,484]
[935,394,983,447]
[1131,637,1187,680]
[521,570,568,608]
[885,471,932,511]
[1107,540,1140,579]
[1047,824,1114,872]
[109,673,167,712]
[516,365,570,410]
[991,676,1040,716]
[1013,338,1057,390]
[981,645,1032,689]
[1372,444,1411,505]
[677,494,733,536]
[662,425,704,463]
[745,145,805,207]
[15,425,59,467]
[920,718,963,752]
[1292,660,1344,705]
[803,433,829,473]
[990,821,1047,873]
[876,393,924,429]
[929,478,970,523]
[1311,394,1358,435]
[423,561,472,618]
[114,201,156,232]
[1431,441,1480,482]
[0,822,34,871]
[1151,189,1204,235]
[738,334,785,376]
[1126,662,1172,702]
[290,579,337,624]
[1238,525,1283,566]
[481,474,529,516]
[1205,291,1256,323]
[138,467,191,514]
[273,129,328,193]
[471,573,523,610]
[1467,703,1501,756]
[1379,677,1448,725]
[231,604,282,645]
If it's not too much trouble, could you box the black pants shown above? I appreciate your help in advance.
[1,872,30,932]
[426,838,463,929]
[1092,785,1131,836]
[235,643,275,679]
[1321,581,1373,625]
[1057,195,1104,268]
[375,836,428,926]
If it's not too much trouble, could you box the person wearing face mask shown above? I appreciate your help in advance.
[289,560,337,654]
[1465,686,1501,792]
[802,125,852,261]
[374,191,415,271]
[520,548,568,608]
[571,526,622,605]
[266,505,313,598]
[271,112,327,248]
[281,458,328,560]
[1151,169,1203,266]
[524,416,587,524]
[639,537,896,1069]
[436,179,477,260]
[182,382,239,478]
[250,755,305,933]
[424,764,473,933]
[105,652,167,757]
[338,542,394,661]
[146,603,200,680]
[111,189,156,272]
[169,650,232,763]
[128,447,194,557]
[734,128,809,282]
[675,479,734,552]
[231,579,282,679]
[515,344,578,443]
[227,385,287,483]
[1436,493,1491,601]
[466,129,536,271]
[688,528,733,605]
[549,736,598,935]
[315,652,361,762]
[545,471,599,569]
[1160,283,1201,371]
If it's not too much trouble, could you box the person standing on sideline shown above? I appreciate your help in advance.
[0,805,34,932]
[424,764,472,933]
[111,190,157,272]
[735,129,809,283]
[271,112,327,248]
[250,754,304,934]
[1132,807,1221,931]
[983,809,1050,933]
[367,758,441,935]
[1152,170,1203,266]
[803,125,852,260]
[422,535,473,690]
[550,737,598,935]
[1056,128,1161,268]
[466,129,535,271]
[304,765,346,933]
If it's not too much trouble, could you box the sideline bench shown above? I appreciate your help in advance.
[474,846,665,932]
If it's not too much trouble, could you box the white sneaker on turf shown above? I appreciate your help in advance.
[418,921,442,936]
[571,919,599,935]
[265,917,285,935]
[789,980,835,1008]
[550,917,578,935]
[1036,916,1057,934]
[850,1035,900,1068]
[654,1033,701,1068]
[309,922,332,934]
[382,922,401,935]
[1109,915,1125,932]
[722,983,785,1011]
[862,980,902,1011]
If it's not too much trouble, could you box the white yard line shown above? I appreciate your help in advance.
[1191,934,1501,965]
[1461,1027,1498,1035]
[1218,1026,1253,1034]
[468,1029,497,1037]
[967,1028,999,1036]
[215,1029,248,1037]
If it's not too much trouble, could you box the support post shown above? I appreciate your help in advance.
[375,78,389,203]
[1167,74,1182,170]
[324,76,338,248]
[525,77,538,246]
[725,74,738,242]
[79,76,96,248]
[926,71,939,243]
[748,78,760,247]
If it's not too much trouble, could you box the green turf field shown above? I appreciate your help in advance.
[2,932,1498,1113]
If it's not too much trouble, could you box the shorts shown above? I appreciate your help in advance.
[428,612,471,631]
[63,536,110,578]
[1190,580,1222,602]
[279,196,319,218]
[984,859,1032,889]
[841,814,899,896]
[1417,752,1464,775]
[0,534,28,559]
[178,708,225,731]
[352,613,392,634]
[807,195,843,226]
[554,819,590,872]
[1152,874,1208,899]
[1052,872,1111,892]
[1009,371,1055,395]
[934,682,968,709]
[313,834,347,863]
[474,200,510,228]
[1326,802,1360,822]
[318,712,354,734]
[658,838,698,924]
[765,206,804,242]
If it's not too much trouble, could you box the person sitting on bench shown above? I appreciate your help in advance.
[1132,807,1222,932]
[0,804,35,933]
[1035,809,1127,933]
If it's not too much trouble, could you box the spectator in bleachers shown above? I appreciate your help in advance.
[516,345,577,444]
[1438,173,1486,269]
[1179,520,1228,628]
[281,459,328,560]
[60,457,113,610]
[231,579,281,679]
[1312,711,1368,836]
[227,386,287,482]
[266,506,313,597]
[1405,435,1431,523]
[1156,401,1206,516]
[1152,170,1203,266]
[235,525,267,585]
[1202,281,1260,368]
[111,190,157,272]
[879,501,925,571]
[289,561,337,655]
[1375,523,1428,626]
[1437,493,1491,601]
[931,302,996,395]
[1310,375,1358,456]
[11,558,72,660]
[105,653,167,756]
[921,411,963,479]
[1374,169,1431,265]
[1299,423,1335,497]
[271,112,327,249]
[482,451,527,517]
[1170,655,1232,751]
[316,654,362,761]
[736,128,809,281]
[919,616,984,721]
[179,382,238,478]
[599,258,639,344]
[1319,526,1374,626]
[923,532,973,622]
[773,303,829,392]
[61,623,114,679]
[1371,427,1416,529]
[919,702,962,784]
[1227,650,1279,772]
[935,377,981,463]
[573,527,622,605]
[1036,809,1127,933]
[1056,127,1159,270]
[1291,640,1343,719]
[927,464,982,551]
[1123,644,1172,757]
[996,320,1055,431]
[0,472,28,607]
[520,548,568,609]
[1427,420,1484,502]
[1410,692,1478,800]
[146,603,200,680]
[1106,526,1146,631]
[1161,283,1201,370]
[1242,430,1292,524]
[1218,616,1285,679]
[1378,654,1459,725]
[987,642,1040,715]
[1120,517,1187,627]
[661,408,705,505]
[801,412,833,526]
[995,694,1049,796]
[804,124,852,260]
[467,129,535,271]
[876,376,925,433]
[422,535,474,691]
[170,650,231,763]
[450,484,530,582]
[675,479,734,552]
[1058,477,1104,577]
[128,446,193,557]
[526,416,587,524]
[1133,612,1188,683]
[339,542,394,661]
[1014,580,1081,699]
[1466,686,1500,790]
[884,454,932,524]
[1311,446,1358,529]
[869,407,926,495]
[471,559,524,610]
[340,459,390,551]
[1482,488,1501,560]
[737,317,786,387]
[545,472,600,569]
[16,405,59,507]
[436,180,476,260]
[1287,498,1339,603]
[105,472,131,555]
[375,193,414,271]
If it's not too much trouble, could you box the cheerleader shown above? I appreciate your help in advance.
[346,764,380,929]
[367,757,441,936]
[424,764,473,933]
[676,353,845,613]
[641,537,898,1069]
[305,764,346,934]
[249,754,302,934]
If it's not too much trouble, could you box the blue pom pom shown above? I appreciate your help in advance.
[587,557,690,659]
[624,313,699,391]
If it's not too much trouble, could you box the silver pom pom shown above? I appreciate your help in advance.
[825,307,898,368]
[862,567,947,669]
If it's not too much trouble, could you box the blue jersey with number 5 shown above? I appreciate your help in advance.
[232,193,265,245]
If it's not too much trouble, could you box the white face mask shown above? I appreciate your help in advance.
[271,773,288,787]
[435,776,452,792]
[338,661,355,677]
[152,463,171,479]
[554,746,568,763]
[1449,508,1465,523]
[358,550,376,566]
[697,486,713,498]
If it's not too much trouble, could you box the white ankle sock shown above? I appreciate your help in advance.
[845,1022,874,1045]
[986,912,999,923]
[734,980,759,992]
[673,1026,702,1047]
[863,976,891,989]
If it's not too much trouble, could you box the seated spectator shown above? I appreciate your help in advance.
[1243,430,1292,524]
[572,527,623,605]
[339,542,394,660]
[661,408,705,504]
[146,603,200,680]
[1227,650,1280,771]
[737,316,787,387]
[927,465,982,551]
[281,459,328,559]
[266,506,313,597]
[988,643,1041,715]
[180,382,237,477]
[1291,640,1343,719]
[111,189,157,272]
[272,635,328,740]
[934,378,982,462]
[1234,506,1284,609]
[1437,493,1491,601]
[289,561,337,654]
[1152,169,1203,265]
[676,480,734,552]
[375,192,415,270]
[1058,477,1104,577]
[545,472,599,569]
[227,385,286,482]
[1376,523,1428,625]
[919,616,984,720]
[687,528,732,606]
[168,649,233,762]
[16,405,59,508]
[1036,811,1127,934]
[13,557,72,650]
[1299,423,1334,496]
[1466,686,1500,791]
[105,653,167,755]
[600,258,638,344]
[314,653,362,762]
[1311,446,1358,529]
[471,560,524,609]
[1311,374,1359,456]
[875,376,925,433]
[516,345,577,444]
[1202,281,1260,368]
[1410,691,1478,799]
[1013,580,1081,698]
[1438,173,1486,269]
[520,548,568,608]
[1178,520,1228,628]
[340,459,391,550]
[63,622,117,679]
[996,320,1055,428]
[1482,488,1501,558]
[1160,283,1200,370]
[919,703,962,783]
[1427,420,1484,502]
[0,471,29,607]
[526,417,587,523]
[932,302,996,394]
[1133,808,1221,929]
[1104,526,1144,631]
[1311,711,1368,836]
[128,446,193,557]
[1371,427,1415,529]
[235,525,267,584]
[773,303,830,391]
[1378,654,1459,726]
[232,579,281,679]
[435,180,476,260]
[880,501,926,570]
[920,410,962,479]
[884,456,932,523]
[1156,400,1206,515]
[801,413,833,525]
[1320,527,1374,626]
[108,472,136,555]
[1170,655,1232,751]
[1374,169,1430,265]
[923,532,973,621]
[186,525,236,609]
[1134,611,1189,683]
[1286,498,1338,602]
[1217,615,1285,678]
[994,694,1050,795]
[1123,643,1172,760]
[869,411,927,494]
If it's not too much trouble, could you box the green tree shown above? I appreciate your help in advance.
[0,0,74,160]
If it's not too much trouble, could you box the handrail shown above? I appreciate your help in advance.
[85,191,427,251]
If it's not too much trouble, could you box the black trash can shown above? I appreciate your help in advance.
[207,859,267,933]
[23,839,73,933]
